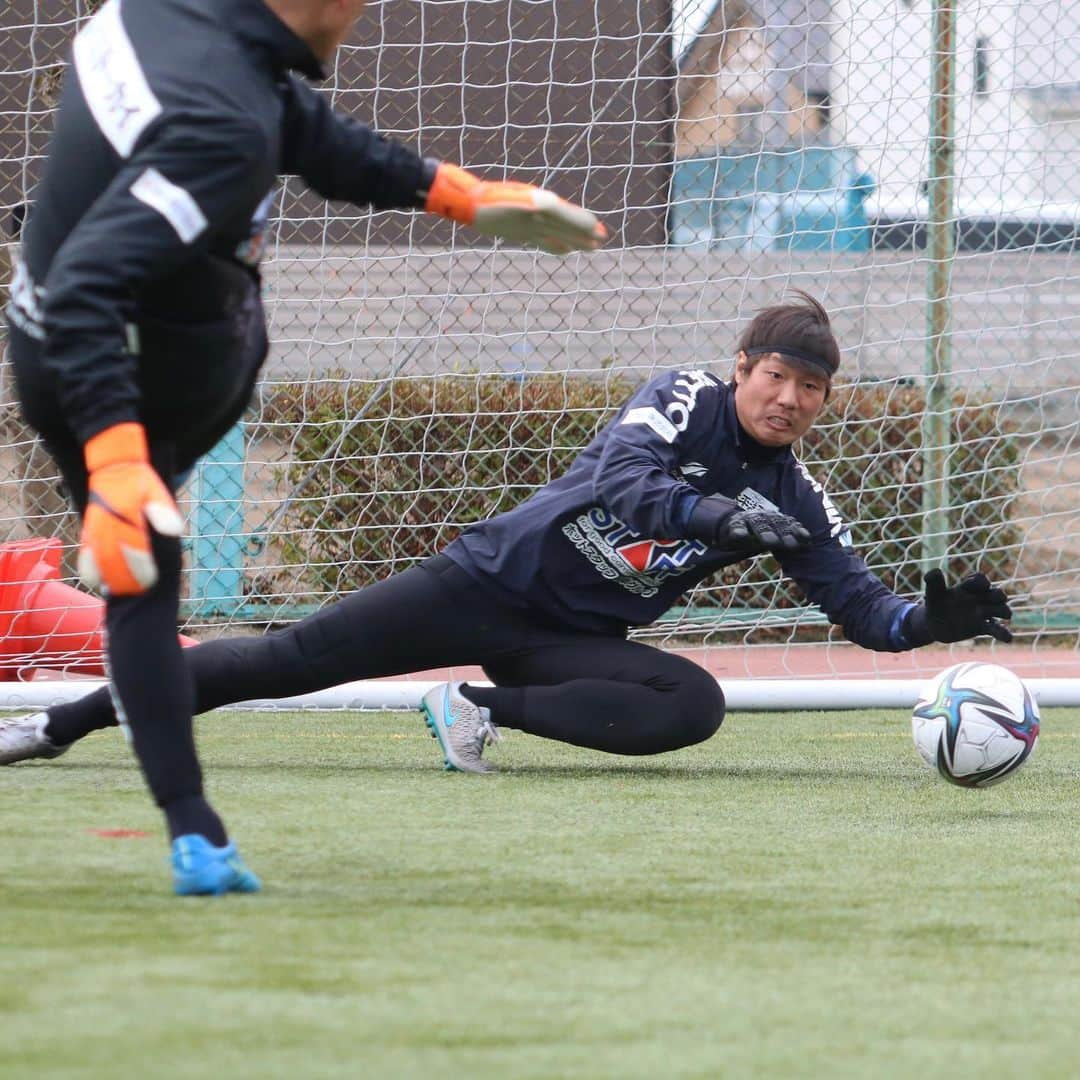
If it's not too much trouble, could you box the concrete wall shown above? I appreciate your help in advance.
[256,246,1079,399]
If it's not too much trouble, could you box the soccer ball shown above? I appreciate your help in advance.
[911,662,1040,788]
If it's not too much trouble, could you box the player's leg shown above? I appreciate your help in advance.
[103,432,262,894]
[109,529,256,895]
[469,636,725,756]
[22,557,511,752]
[104,529,222,814]
[8,561,723,765]
[181,561,494,704]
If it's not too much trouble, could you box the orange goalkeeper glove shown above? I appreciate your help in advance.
[78,422,183,596]
[425,163,608,254]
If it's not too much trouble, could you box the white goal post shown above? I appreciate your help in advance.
[1,0,1078,708]
[3,677,1079,714]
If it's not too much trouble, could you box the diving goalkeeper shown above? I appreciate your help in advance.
[1,294,1012,779]
[3,0,606,896]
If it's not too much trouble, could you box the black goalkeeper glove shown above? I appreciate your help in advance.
[687,495,812,556]
[904,569,1013,645]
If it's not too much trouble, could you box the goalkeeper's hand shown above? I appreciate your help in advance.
[687,496,812,556]
[721,510,812,555]
[425,162,607,254]
[78,422,183,596]
[905,569,1013,645]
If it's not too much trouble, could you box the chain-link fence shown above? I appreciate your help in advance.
[2,0,1077,676]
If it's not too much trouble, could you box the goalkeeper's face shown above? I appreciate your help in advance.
[732,353,828,446]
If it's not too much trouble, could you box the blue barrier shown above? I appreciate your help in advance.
[670,146,874,252]
[188,424,247,618]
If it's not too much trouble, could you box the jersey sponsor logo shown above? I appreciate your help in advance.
[130,167,207,244]
[621,406,677,444]
[234,186,278,267]
[6,258,46,340]
[663,370,718,433]
[73,0,162,159]
[561,506,708,597]
[616,537,704,574]
[793,460,853,546]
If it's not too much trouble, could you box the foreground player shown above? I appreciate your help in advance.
[2,294,1012,778]
[4,0,605,896]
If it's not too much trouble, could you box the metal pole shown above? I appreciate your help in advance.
[922,0,956,573]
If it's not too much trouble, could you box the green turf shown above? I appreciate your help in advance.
[2,706,1079,1078]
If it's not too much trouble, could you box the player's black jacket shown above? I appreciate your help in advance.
[7,0,432,445]
[446,370,916,649]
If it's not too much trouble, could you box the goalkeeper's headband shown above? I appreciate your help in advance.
[744,344,837,377]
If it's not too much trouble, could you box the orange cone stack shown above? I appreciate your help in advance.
[0,537,196,681]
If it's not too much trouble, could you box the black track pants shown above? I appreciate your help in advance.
[49,556,725,757]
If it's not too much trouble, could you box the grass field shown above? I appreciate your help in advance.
[3,705,1080,1079]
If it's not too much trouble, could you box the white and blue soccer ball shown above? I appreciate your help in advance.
[911,662,1040,788]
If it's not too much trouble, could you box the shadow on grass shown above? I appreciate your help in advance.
[27,759,900,782]
[498,762,894,782]
[47,760,445,776]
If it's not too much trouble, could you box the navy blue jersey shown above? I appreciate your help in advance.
[445,369,915,650]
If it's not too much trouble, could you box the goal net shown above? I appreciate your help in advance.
[1,0,1077,702]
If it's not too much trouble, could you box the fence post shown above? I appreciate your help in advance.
[922,0,957,573]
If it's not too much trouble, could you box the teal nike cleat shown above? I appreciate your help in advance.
[420,681,500,774]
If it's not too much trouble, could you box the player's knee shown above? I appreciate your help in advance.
[672,671,725,748]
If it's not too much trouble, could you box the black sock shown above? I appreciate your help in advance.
[163,795,228,847]
[459,683,524,726]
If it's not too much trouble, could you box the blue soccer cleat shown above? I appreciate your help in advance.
[171,834,262,896]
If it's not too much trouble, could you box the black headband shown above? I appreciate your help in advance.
[744,344,836,376]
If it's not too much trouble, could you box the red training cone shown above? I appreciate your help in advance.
[0,537,197,681]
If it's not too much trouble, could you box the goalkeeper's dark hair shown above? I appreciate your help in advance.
[736,290,841,386]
